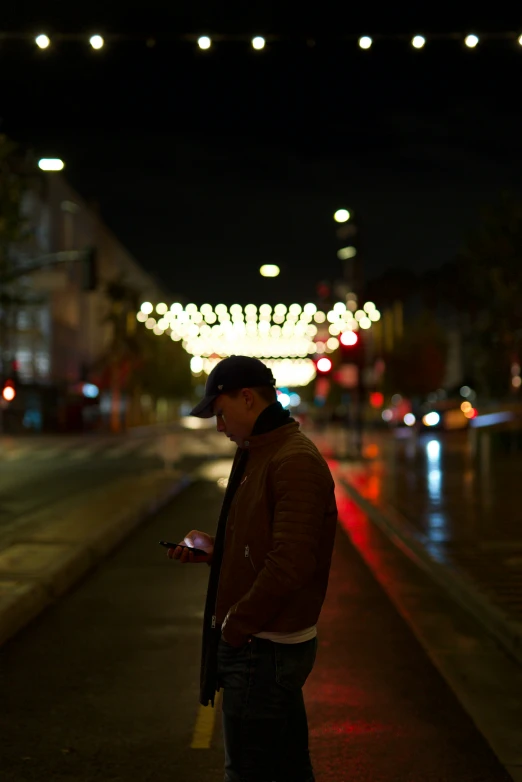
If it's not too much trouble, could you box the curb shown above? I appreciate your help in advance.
[0,473,193,648]
[339,472,522,668]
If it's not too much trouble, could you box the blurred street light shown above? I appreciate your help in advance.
[358,36,372,50]
[412,35,426,49]
[2,382,16,402]
[89,35,104,50]
[38,158,65,171]
[337,246,357,260]
[198,36,212,50]
[334,209,350,223]
[260,264,280,277]
[465,34,479,48]
[35,34,50,49]
[252,36,266,50]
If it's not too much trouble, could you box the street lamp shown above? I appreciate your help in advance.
[334,209,350,223]
[412,35,426,49]
[35,34,50,49]
[38,158,65,171]
[89,35,104,50]
[337,246,357,260]
[260,264,280,277]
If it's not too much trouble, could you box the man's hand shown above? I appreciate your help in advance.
[167,530,214,564]
[221,609,251,648]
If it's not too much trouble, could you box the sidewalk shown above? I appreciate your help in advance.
[0,424,235,648]
[308,425,522,665]
[0,466,192,647]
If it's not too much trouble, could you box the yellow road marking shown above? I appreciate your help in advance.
[190,691,221,749]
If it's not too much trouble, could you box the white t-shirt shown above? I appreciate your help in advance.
[253,625,317,644]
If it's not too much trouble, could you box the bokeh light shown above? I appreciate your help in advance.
[35,34,50,49]
[89,35,104,50]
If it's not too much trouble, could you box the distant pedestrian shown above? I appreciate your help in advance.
[169,356,338,782]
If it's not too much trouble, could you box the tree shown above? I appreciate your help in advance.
[456,191,522,396]
[93,277,191,430]
[383,311,448,398]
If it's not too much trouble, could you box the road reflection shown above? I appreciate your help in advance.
[426,439,442,504]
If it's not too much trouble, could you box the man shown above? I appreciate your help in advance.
[169,355,338,782]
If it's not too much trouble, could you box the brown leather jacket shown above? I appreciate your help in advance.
[217,421,338,647]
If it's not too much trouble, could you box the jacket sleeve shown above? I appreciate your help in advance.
[221,453,332,646]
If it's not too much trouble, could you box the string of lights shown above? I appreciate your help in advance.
[136,299,381,387]
[2,31,522,52]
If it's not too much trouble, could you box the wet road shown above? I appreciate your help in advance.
[0,459,512,781]
[312,425,522,628]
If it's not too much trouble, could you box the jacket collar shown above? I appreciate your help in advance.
[251,401,294,436]
[241,421,300,450]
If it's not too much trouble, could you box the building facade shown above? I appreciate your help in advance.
[2,171,171,432]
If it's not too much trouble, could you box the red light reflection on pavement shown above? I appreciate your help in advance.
[333,485,385,575]
[327,460,381,561]
[311,718,388,737]
[342,465,383,504]
[303,471,409,779]
[303,467,511,782]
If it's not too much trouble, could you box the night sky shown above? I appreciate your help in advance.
[2,4,522,305]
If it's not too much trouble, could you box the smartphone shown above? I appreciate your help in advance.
[159,540,208,556]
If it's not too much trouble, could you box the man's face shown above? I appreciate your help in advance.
[212,390,255,448]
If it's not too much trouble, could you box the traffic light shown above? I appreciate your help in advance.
[316,356,333,375]
[335,330,363,390]
[339,329,364,366]
[340,330,358,347]
[82,246,98,291]
[2,379,16,402]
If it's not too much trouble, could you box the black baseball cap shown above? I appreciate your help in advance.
[190,356,276,418]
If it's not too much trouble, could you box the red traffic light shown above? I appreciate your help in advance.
[2,380,16,402]
[340,330,358,347]
[316,357,333,374]
[369,391,384,408]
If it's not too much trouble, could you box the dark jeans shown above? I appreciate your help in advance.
[216,635,317,782]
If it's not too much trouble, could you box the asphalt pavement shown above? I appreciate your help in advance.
[310,425,522,656]
[0,429,232,546]
[0,459,515,781]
